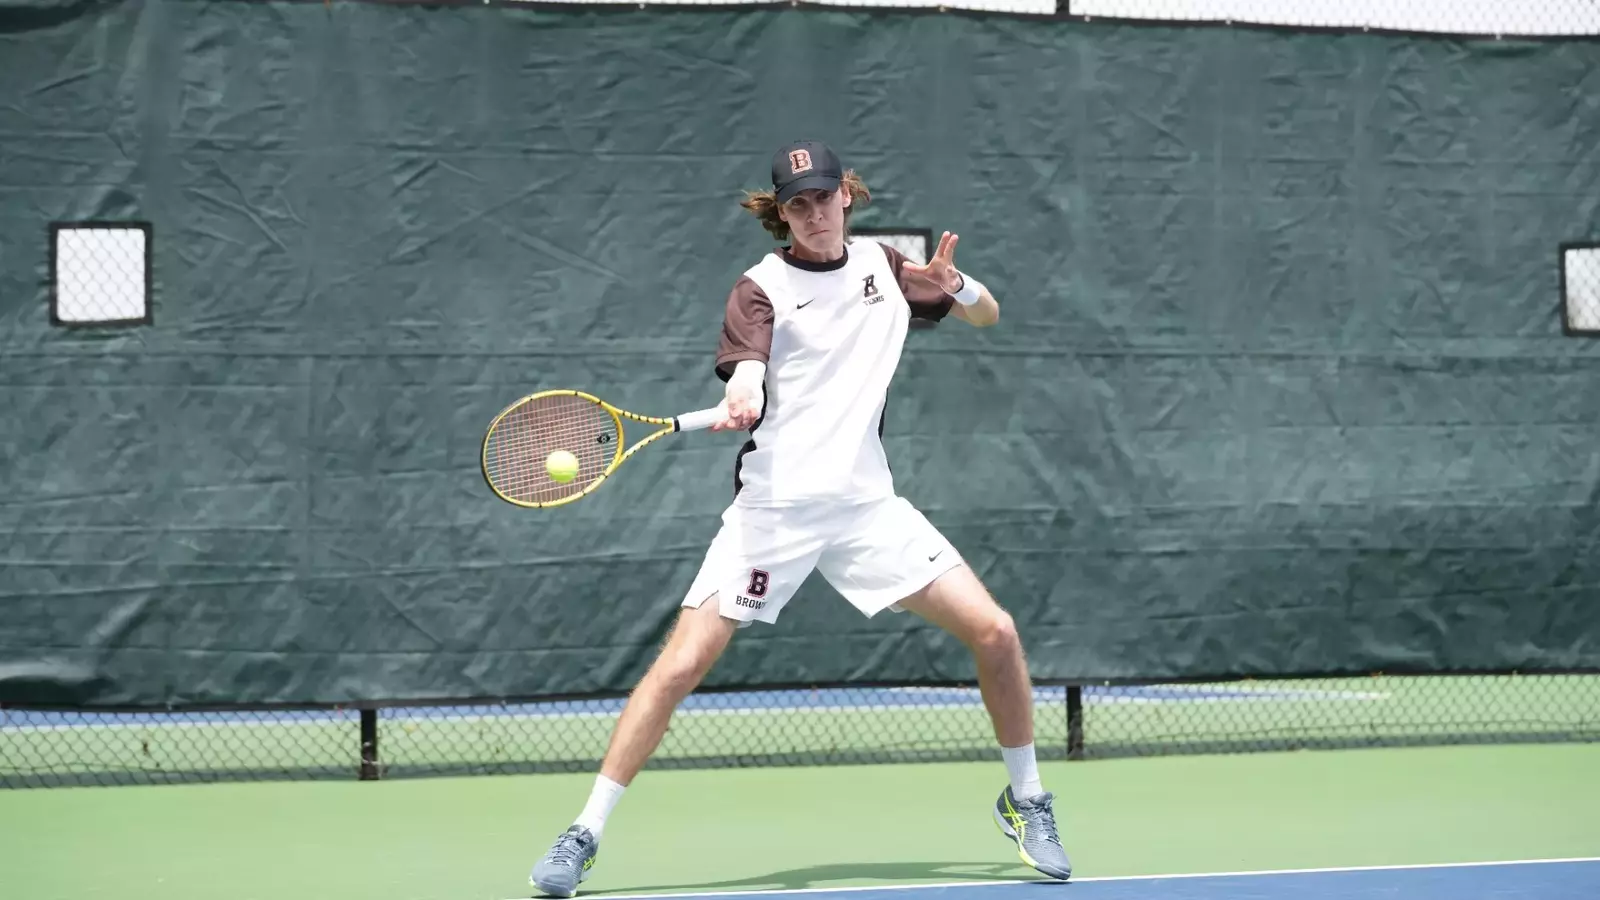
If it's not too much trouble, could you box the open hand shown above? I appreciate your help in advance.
[899,230,964,294]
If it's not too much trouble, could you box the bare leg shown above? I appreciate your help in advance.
[532,599,739,895]
[895,563,1033,748]
[598,597,740,785]
[896,564,1072,881]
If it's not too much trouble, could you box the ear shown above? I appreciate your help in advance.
[840,187,852,210]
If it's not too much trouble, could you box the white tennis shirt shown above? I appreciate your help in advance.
[714,237,955,507]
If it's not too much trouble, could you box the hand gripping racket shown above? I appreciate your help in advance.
[481,390,725,508]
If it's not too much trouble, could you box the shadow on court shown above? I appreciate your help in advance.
[583,862,1041,895]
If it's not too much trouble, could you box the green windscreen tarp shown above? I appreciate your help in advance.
[1,0,1597,708]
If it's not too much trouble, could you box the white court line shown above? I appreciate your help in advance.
[544,856,1600,900]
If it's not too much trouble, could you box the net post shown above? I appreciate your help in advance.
[359,707,380,780]
[1066,685,1085,760]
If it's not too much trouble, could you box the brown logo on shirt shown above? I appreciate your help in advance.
[788,149,813,174]
[862,274,884,305]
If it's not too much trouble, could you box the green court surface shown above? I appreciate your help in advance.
[3,743,1597,900]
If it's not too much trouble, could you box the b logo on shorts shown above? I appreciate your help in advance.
[746,568,770,597]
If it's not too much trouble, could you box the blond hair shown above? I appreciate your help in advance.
[739,170,872,241]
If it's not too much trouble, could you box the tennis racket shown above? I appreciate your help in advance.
[481,389,725,508]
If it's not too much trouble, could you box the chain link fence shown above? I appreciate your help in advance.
[503,0,1600,35]
[49,222,152,327]
[5,674,1597,788]
[1563,243,1600,336]
[516,0,1058,13]
[1067,0,1600,36]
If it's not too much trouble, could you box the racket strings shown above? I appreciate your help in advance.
[485,395,619,503]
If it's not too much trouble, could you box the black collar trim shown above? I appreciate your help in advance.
[778,246,848,272]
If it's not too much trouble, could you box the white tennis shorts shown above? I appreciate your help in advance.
[682,494,962,626]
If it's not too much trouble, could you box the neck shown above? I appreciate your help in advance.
[788,240,844,263]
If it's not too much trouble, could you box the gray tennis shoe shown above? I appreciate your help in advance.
[530,825,599,898]
[993,786,1072,881]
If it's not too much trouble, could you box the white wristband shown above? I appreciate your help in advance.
[951,272,984,306]
[727,359,766,395]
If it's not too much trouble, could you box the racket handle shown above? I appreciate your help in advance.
[674,406,725,433]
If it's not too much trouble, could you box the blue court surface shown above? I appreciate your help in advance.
[580,860,1600,900]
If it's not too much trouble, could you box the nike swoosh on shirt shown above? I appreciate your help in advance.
[797,298,816,309]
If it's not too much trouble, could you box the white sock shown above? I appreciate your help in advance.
[573,775,626,840]
[1001,743,1044,801]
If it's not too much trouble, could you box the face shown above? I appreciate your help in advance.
[777,186,852,259]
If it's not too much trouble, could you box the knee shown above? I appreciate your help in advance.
[654,662,700,699]
[972,609,1021,659]
[651,645,716,696]
[646,613,730,697]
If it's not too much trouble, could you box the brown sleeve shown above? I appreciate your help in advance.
[881,243,955,322]
[714,275,774,382]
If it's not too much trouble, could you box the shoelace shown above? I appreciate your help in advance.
[547,831,588,865]
[1019,801,1063,846]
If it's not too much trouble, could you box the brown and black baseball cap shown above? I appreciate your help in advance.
[772,140,843,204]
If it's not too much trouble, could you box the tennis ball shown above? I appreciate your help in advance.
[546,450,580,483]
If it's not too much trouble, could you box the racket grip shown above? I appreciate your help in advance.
[674,406,725,433]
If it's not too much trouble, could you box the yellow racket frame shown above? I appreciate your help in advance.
[481,389,718,509]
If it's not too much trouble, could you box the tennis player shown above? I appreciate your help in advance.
[530,140,1072,896]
